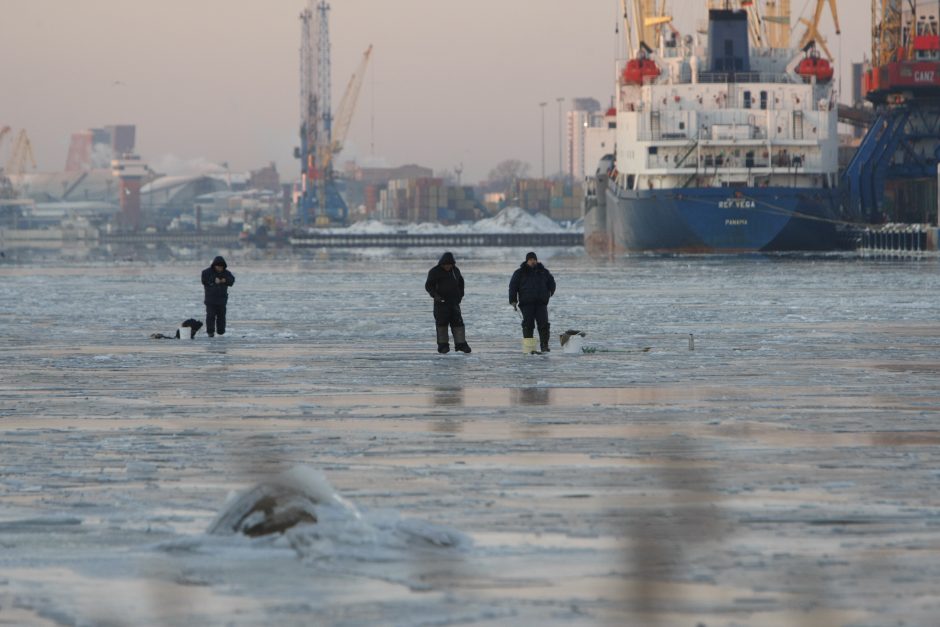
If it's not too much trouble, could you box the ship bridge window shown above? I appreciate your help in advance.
[743,90,752,109]
[648,146,658,155]
[679,121,685,130]
[760,90,768,110]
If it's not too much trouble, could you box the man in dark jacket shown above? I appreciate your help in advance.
[508,251,556,352]
[201,255,235,337]
[425,251,471,354]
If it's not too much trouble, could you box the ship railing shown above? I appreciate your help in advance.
[648,157,775,170]
[697,72,793,85]
[644,156,827,171]
[636,128,768,142]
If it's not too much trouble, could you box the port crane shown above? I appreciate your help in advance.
[296,1,371,226]
[6,129,37,178]
[331,45,372,161]
[0,126,10,156]
[0,126,13,199]
[797,0,841,61]
[842,0,940,222]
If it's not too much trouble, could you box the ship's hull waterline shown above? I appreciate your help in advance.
[585,185,850,255]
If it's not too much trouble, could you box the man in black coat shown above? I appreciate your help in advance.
[508,251,556,352]
[425,251,471,353]
[201,255,235,337]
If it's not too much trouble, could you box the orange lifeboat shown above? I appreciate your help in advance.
[796,50,834,83]
[622,56,661,85]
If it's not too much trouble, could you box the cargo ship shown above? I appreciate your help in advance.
[584,1,850,254]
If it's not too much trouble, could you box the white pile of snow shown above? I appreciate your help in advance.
[341,220,398,234]
[470,206,565,233]
[338,206,575,235]
[409,221,451,234]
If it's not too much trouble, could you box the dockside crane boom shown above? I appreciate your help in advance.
[6,129,36,177]
[330,44,373,158]
[0,126,10,154]
[798,0,841,61]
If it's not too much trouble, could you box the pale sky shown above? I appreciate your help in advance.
[1,1,864,183]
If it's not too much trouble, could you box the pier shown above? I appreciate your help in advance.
[856,224,940,257]
[288,231,584,248]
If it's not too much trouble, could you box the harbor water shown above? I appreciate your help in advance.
[1,250,939,626]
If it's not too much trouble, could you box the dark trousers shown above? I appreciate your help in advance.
[519,302,549,338]
[434,302,464,345]
[433,302,463,328]
[206,304,227,336]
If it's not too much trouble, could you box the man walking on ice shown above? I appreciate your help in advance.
[509,251,556,353]
[425,251,471,354]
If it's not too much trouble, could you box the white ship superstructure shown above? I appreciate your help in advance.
[614,42,839,193]
[584,2,848,253]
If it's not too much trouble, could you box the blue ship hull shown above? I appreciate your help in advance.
[592,186,847,253]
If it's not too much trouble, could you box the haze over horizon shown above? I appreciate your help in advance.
[2,0,862,183]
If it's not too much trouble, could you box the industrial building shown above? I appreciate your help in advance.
[65,125,136,172]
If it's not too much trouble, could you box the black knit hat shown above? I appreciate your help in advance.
[525,251,538,261]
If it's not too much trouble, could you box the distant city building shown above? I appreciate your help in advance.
[249,162,280,192]
[571,98,601,113]
[350,163,433,185]
[106,125,136,157]
[567,98,613,181]
[65,131,94,172]
[65,124,136,172]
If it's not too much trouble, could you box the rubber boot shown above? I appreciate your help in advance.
[436,326,450,354]
[538,325,551,352]
[522,326,538,354]
[452,325,471,353]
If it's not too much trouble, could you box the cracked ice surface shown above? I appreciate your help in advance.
[2,251,940,626]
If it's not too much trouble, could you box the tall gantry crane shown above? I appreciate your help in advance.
[296,1,371,227]
[842,0,940,222]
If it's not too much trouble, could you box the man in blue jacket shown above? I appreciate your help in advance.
[509,252,556,352]
[201,255,235,337]
[425,251,470,354]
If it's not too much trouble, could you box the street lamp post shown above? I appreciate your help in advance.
[539,101,548,179]
[556,97,564,180]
